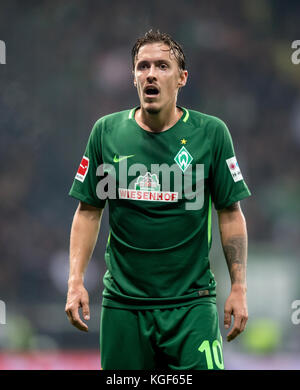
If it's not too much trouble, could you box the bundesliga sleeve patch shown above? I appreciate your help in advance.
[226,156,243,182]
[75,156,89,182]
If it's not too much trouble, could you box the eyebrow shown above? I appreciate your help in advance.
[136,58,172,66]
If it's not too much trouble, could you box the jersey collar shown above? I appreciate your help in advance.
[128,106,189,123]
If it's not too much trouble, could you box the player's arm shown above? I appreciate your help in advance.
[217,201,248,342]
[65,201,104,332]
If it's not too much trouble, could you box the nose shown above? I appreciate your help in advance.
[146,65,157,83]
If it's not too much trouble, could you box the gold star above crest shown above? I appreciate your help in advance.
[181,138,187,145]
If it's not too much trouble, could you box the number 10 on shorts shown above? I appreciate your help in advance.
[198,339,224,369]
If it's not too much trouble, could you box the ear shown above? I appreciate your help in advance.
[178,70,188,88]
[133,73,137,88]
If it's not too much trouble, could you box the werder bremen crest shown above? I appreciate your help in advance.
[174,146,193,173]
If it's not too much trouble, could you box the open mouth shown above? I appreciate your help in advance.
[144,86,160,97]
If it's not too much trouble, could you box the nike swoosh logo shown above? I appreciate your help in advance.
[113,154,135,163]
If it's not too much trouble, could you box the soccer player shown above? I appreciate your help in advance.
[65,30,251,370]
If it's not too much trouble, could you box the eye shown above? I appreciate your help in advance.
[159,63,168,70]
[138,62,148,70]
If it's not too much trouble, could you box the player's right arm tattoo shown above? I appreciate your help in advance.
[222,235,247,285]
[218,202,248,286]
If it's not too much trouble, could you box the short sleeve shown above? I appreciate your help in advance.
[69,119,107,208]
[209,119,251,210]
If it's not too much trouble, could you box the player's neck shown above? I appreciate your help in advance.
[135,104,182,133]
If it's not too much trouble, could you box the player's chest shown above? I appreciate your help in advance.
[102,129,211,177]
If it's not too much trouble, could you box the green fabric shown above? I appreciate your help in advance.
[100,301,224,370]
[69,107,251,309]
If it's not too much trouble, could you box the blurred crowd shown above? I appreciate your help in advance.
[0,0,299,351]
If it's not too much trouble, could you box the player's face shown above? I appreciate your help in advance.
[133,43,187,114]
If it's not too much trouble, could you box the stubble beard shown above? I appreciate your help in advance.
[145,106,160,115]
[143,98,161,115]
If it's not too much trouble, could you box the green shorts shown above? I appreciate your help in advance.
[100,301,224,370]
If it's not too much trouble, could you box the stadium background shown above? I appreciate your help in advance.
[0,0,300,370]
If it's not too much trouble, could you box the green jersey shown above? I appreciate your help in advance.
[69,107,251,309]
